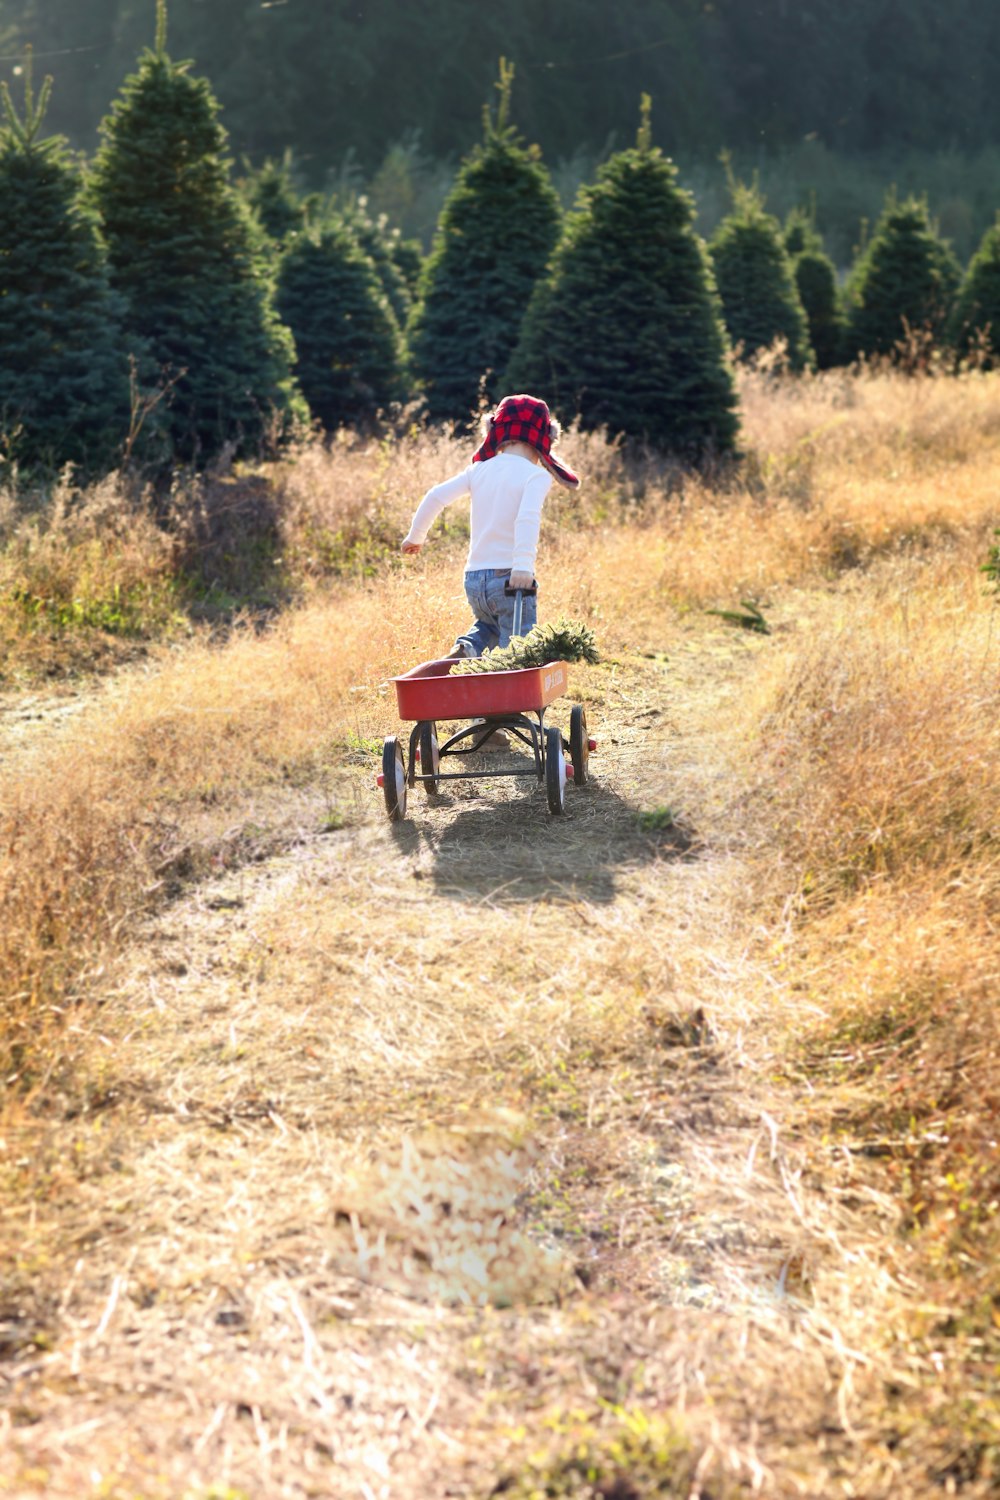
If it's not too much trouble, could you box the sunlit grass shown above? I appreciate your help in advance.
[2,365,1000,1495]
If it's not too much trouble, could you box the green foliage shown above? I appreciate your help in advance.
[454,618,600,673]
[708,178,813,370]
[783,204,824,259]
[11,578,182,636]
[845,195,961,361]
[793,249,846,369]
[408,61,562,425]
[706,599,771,634]
[90,10,305,465]
[492,1406,700,1498]
[508,102,738,456]
[19,2,1000,194]
[982,530,1000,595]
[388,231,425,300]
[0,56,132,475]
[275,222,406,430]
[9,9,1000,275]
[239,150,307,243]
[636,805,679,832]
[782,207,846,369]
[951,216,1000,367]
[363,127,449,243]
[337,199,414,327]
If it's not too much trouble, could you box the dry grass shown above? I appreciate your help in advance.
[3,367,1000,1496]
[4,365,998,675]
[751,551,999,894]
[732,546,1000,1483]
[0,472,184,681]
[1,741,894,1496]
[767,575,999,1091]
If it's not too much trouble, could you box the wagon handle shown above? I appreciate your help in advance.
[504,580,537,639]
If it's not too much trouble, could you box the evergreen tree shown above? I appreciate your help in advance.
[507,98,738,457]
[949,215,1000,368]
[0,55,132,474]
[408,60,562,425]
[339,199,413,327]
[792,251,846,369]
[783,205,824,260]
[388,231,424,303]
[275,222,406,430]
[90,2,304,464]
[240,150,306,243]
[844,194,961,361]
[708,177,813,370]
[783,207,845,370]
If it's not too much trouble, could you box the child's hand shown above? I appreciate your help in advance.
[401,539,422,554]
[508,570,534,591]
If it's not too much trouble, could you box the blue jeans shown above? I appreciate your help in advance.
[455,568,537,657]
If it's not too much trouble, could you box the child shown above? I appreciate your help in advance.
[401,393,580,659]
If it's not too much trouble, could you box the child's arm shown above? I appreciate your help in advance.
[509,470,552,587]
[401,468,473,553]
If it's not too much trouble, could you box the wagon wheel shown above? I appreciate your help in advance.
[569,704,589,787]
[382,735,407,821]
[545,725,566,816]
[419,721,441,795]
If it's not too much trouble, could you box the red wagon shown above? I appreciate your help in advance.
[379,652,594,820]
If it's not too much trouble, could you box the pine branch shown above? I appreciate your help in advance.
[705,600,771,635]
[454,619,600,674]
[1,47,53,149]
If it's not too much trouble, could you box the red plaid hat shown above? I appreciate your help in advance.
[472,394,580,490]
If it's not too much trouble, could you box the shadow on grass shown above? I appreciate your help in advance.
[172,471,291,625]
[390,759,699,907]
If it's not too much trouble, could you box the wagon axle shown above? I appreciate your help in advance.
[376,759,587,785]
[380,733,596,774]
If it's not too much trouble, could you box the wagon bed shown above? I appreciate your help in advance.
[391,656,569,721]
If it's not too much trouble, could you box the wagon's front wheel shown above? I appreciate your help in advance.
[545,725,566,815]
[382,735,407,820]
[419,721,441,794]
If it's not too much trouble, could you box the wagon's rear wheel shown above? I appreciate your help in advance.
[545,725,566,816]
[569,704,589,787]
[419,721,441,794]
[382,735,407,820]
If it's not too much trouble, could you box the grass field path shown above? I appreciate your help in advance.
[7,372,1000,1496]
[0,604,926,1498]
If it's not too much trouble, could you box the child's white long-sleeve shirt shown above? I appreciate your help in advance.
[404,453,552,575]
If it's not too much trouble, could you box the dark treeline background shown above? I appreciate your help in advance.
[6,0,1000,165]
[3,0,1000,261]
